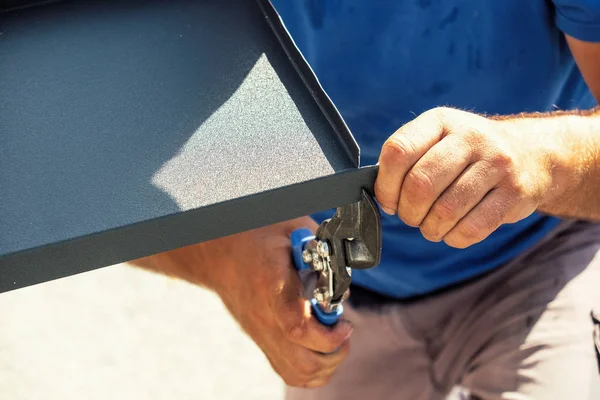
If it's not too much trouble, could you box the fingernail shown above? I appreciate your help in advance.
[381,207,396,215]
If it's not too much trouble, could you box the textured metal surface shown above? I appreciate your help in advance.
[0,0,373,293]
[258,0,360,165]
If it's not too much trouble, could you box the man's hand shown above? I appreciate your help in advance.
[213,218,353,388]
[133,217,353,388]
[375,107,557,249]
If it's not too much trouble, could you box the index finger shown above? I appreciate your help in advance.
[375,107,449,215]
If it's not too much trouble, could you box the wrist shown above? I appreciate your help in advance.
[131,243,214,288]
[505,115,587,213]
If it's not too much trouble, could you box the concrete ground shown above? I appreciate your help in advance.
[0,265,467,400]
[0,264,283,400]
[3,264,589,399]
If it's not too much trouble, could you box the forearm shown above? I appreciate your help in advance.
[131,241,219,290]
[498,107,600,220]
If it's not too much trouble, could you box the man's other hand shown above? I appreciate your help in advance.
[375,107,557,249]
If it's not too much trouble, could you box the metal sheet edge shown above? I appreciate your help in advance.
[0,166,379,293]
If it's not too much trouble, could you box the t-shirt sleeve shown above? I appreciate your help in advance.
[553,0,600,42]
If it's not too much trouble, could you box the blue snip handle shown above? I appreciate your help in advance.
[290,228,343,326]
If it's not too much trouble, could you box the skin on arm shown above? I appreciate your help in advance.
[374,35,600,249]
[540,35,600,218]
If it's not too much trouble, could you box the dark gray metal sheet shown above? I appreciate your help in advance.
[0,0,372,293]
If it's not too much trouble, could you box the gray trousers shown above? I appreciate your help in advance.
[287,221,600,400]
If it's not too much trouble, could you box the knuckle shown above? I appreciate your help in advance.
[404,170,435,201]
[421,107,450,130]
[496,180,528,208]
[430,199,458,222]
[462,128,487,149]
[297,359,320,376]
[425,106,451,119]
[457,219,483,242]
[400,171,435,227]
[488,150,513,170]
[373,180,396,211]
[381,136,416,167]
[284,317,307,342]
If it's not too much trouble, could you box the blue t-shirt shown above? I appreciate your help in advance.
[273,0,600,298]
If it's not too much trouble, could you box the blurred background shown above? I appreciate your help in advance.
[0,263,283,400]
